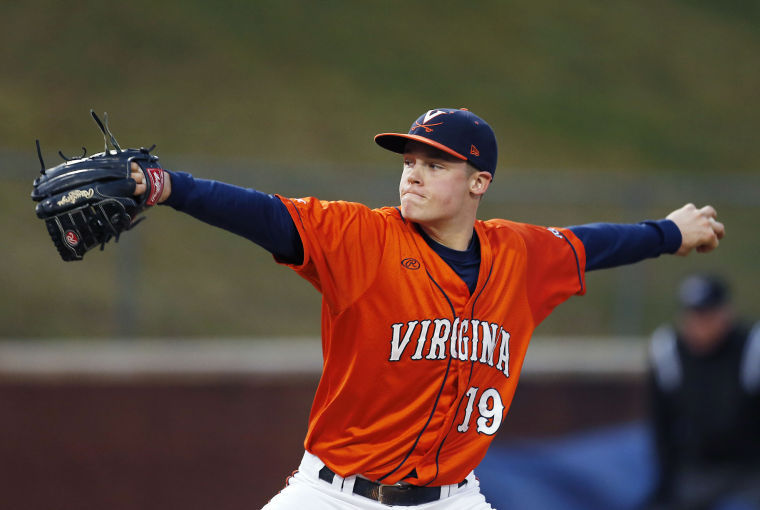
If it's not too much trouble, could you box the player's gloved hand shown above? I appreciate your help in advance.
[667,203,725,255]
[31,110,165,261]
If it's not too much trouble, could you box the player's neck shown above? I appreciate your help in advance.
[417,220,475,251]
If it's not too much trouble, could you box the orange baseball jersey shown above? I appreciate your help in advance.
[276,196,586,486]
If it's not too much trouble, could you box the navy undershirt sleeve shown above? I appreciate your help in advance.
[163,171,303,264]
[568,220,682,271]
[162,171,682,280]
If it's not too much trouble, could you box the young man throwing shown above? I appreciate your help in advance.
[133,108,724,509]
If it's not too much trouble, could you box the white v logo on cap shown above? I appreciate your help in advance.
[423,110,447,123]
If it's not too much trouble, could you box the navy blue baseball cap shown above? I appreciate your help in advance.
[375,108,498,175]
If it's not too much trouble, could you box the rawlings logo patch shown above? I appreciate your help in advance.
[401,258,421,270]
[146,168,164,206]
[57,189,94,207]
[64,230,80,247]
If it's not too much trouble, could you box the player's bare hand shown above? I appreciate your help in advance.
[667,203,725,256]
[130,162,171,203]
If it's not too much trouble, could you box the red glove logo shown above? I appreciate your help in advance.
[146,168,164,206]
[64,230,80,247]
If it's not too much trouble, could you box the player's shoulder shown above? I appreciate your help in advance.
[481,218,532,230]
[282,196,402,226]
[282,197,384,215]
[478,219,584,265]
[479,218,568,241]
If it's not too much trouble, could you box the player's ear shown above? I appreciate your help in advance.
[469,170,492,197]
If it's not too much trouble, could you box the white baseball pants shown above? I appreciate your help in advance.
[262,451,495,509]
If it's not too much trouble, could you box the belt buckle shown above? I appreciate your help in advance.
[376,484,389,503]
[376,482,411,505]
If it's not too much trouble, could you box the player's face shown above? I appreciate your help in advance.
[399,143,476,227]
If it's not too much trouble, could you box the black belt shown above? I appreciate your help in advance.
[318,465,467,506]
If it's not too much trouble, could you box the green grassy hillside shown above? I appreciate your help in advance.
[4,0,758,171]
[1,1,758,338]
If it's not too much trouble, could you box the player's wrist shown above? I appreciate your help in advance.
[157,170,172,204]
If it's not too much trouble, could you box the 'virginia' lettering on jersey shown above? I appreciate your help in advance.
[389,318,511,378]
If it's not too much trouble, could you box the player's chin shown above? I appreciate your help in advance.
[400,199,424,221]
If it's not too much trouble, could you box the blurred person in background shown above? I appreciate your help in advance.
[646,274,760,510]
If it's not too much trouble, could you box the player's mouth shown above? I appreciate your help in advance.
[401,189,425,200]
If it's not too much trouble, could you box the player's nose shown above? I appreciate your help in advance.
[405,162,423,184]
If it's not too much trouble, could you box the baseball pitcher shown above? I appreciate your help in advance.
[47,108,724,508]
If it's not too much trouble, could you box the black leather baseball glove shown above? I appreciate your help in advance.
[31,110,165,261]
